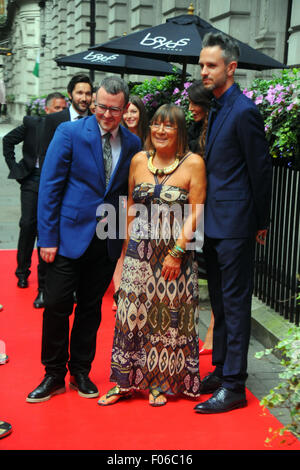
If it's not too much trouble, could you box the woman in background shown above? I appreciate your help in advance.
[187,81,214,355]
[122,95,149,144]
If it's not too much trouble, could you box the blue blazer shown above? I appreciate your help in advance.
[37,114,141,260]
[204,85,272,239]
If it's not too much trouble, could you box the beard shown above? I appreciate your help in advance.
[203,70,228,92]
[71,99,89,114]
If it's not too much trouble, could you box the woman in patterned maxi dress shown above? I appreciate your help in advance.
[99,104,206,406]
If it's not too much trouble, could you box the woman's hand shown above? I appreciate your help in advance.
[161,254,182,281]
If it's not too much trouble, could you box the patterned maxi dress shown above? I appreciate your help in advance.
[110,163,201,398]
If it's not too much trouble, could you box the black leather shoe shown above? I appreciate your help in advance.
[199,372,223,394]
[26,376,66,403]
[17,277,28,288]
[69,373,99,398]
[194,387,247,414]
[33,290,45,308]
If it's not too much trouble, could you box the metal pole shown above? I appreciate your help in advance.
[87,0,96,83]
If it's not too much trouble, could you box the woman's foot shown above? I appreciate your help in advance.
[98,385,132,406]
[149,389,167,407]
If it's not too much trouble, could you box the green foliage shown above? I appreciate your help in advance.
[255,326,300,445]
[130,72,192,120]
[244,68,300,168]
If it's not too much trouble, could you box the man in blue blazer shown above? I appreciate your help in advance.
[194,33,272,413]
[27,77,141,403]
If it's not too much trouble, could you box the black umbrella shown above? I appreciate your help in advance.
[90,13,286,81]
[54,49,185,77]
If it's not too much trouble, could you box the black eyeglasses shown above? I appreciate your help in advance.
[95,103,124,116]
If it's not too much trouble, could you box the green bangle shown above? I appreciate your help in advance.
[174,244,186,253]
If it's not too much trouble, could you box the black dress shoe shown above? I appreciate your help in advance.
[17,277,28,288]
[69,373,99,398]
[33,290,45,308]
[26,376,66,403]
[199,372,223,394]
[194,387,247,414]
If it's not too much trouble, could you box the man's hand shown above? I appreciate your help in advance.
[256,229,268,246]
[40,247,58,263]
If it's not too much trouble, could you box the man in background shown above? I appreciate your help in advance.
[2,92,67,308]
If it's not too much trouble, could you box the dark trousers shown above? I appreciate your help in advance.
[41,235,117,380]
[15,172,47,289]
[203,236,255,391]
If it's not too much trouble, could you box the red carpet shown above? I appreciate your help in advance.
[0,249,299,452]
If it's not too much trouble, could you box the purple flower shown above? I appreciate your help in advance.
[173,87,180,95]
[244,90,254,99]
[266,94,275,105]
[255,95,263,105]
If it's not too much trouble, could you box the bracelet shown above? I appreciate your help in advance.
[168,244,186,259]
[168,249,182,259]
[174,244,186,254]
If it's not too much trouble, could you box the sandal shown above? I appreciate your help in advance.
[149,388,167,407]
[98,385,132,406]
[0,421,12,439]
[0,354,9,365]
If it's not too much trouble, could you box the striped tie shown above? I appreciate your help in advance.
[103,133,112,186]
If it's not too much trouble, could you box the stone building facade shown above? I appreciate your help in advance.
[0,0,299,121]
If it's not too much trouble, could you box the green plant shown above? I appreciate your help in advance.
[130,72,184,119]
[244,68,300,168]
[5,94,15,104]
[255,326,300,445]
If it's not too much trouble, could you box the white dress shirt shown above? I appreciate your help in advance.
[69,105,88,121]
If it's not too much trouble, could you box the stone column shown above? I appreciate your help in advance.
[5,0,40,120]
[287,0,300,65]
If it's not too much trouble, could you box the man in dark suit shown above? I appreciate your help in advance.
[27,76,142,403]
[2,92,67,306]
[194,33,272,414]
[39,73,93,165]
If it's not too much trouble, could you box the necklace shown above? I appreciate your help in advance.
[148,152,180,176]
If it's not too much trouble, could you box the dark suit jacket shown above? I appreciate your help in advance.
[204,84,272,239]
[38,115,142,261]
[2,115,43,181]
[38,107,71,167]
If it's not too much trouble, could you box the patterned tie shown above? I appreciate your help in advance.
[103,132,112,187]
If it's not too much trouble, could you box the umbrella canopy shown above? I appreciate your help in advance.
[91,13,286,74]
[54,49,185,77]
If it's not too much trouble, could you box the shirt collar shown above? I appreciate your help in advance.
[98,123,120,140]
[69,104,88,121]
[216,83,237,106]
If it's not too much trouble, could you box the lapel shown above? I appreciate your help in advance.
[86,115,106,186]
[205,85,241,159]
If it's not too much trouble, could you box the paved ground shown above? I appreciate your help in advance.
[0,117,292,431]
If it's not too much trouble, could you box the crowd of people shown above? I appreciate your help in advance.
[1,32,272,437]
